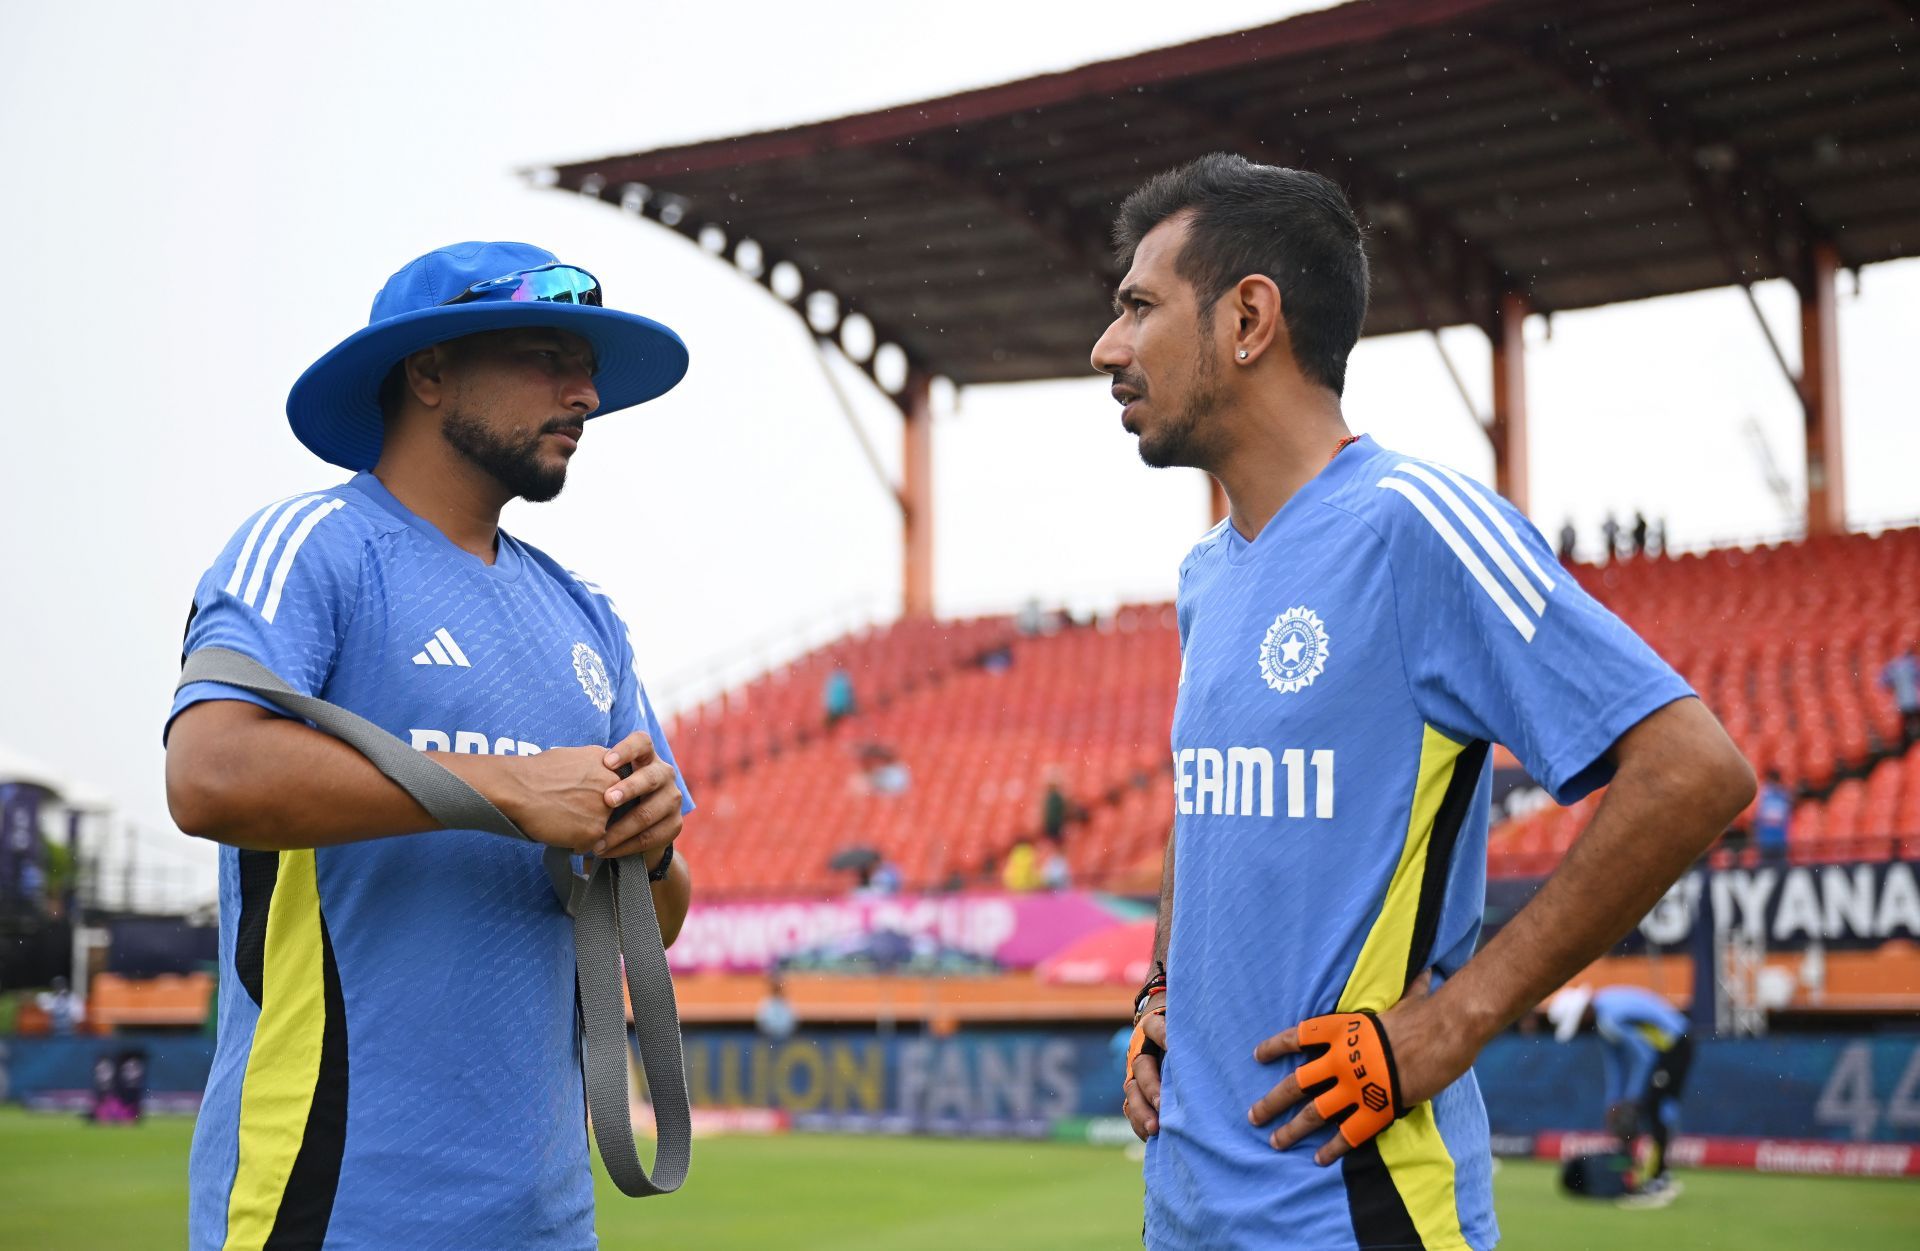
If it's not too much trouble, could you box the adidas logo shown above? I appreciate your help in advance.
[412,628,472,668]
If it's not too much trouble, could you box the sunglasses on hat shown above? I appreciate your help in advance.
[440,263,602,307]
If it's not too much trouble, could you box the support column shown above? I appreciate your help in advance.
[1487,291,1530,510]
[1207,474,1228,527]
[1798,243,1846,537]
[900,370,935,618]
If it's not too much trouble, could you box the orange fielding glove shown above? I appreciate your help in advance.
[1294,1010,1405,1149]
[1126,1002,1167,1084]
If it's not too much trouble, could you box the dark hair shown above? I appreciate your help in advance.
[1114,153,1369,395]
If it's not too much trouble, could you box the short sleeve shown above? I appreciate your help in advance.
[1374,462,1694,804]
[601,597,695,816]
[165,492,361,743]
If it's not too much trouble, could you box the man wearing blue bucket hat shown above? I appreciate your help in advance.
[165,241,695,1249]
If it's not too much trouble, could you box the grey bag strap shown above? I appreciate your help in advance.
[177,645,691,1197]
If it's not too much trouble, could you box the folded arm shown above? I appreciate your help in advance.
[168,699,690,941]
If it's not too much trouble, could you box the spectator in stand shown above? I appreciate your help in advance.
[1883,645,1920,743]
[1548,985,1692,1208]
[870,858,903,895]
[754,974,797,1041]
[1041,768,1086,845]
[1017,597,1047,637]
[1753,770,1793,865]
[1630,511,1649,557]
[1001,839,1043,892]
[37,976,83,1036]
[1600,512,1621,563]
[1557,519,1577,564]
[855,742,910,795]
[823,666,856,727]
[1649,518,1666,557]
[871,758,911,796]
[1043,846,1072,891]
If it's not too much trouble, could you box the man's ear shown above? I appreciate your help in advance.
[1230,274,1284,366]
[401,345,448,410]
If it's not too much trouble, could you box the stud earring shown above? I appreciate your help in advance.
[1237,349,1249,360]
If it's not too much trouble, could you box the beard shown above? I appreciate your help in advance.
[442,404,571,503]
[1134,337,1225,470]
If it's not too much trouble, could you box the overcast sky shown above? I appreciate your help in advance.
[2,1,1914,905]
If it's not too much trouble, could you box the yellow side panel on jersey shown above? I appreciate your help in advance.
[1375,1106,1468,1249]
[224,849,326,1251]
[1337,724,1468,1250]
[1339,724,1463,1012]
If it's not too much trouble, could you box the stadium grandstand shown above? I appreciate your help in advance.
[1495,526,1920,874]
[664,524,1920,895]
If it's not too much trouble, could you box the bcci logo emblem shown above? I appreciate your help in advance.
[1259,606,1329,694]
[572,642,614,712]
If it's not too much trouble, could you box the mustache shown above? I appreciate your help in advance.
[539,416,584,437]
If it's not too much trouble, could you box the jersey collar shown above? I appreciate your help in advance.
[345,472,525,581]
[1223,433,1375,563]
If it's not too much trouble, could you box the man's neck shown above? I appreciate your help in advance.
[371,448,508,564]
[1211,384,1352,541]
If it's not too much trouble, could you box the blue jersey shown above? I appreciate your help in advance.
[1592,987,1688,1106]
[1146,437,1691,1250]
[168,473,689,1251]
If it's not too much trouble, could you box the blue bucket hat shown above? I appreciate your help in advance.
[286,241,689,470]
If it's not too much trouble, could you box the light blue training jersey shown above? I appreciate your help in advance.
[1145,436,1691,1250]
[167,472,689,1251]
[1592,986,1689,1106]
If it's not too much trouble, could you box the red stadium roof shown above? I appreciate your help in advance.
[543,0,1920,387]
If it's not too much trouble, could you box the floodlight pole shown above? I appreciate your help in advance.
[1798,243,1846,537]
[1488,291,1530,512]
[900,369,936,618]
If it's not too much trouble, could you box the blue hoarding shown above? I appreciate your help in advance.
[1478,1034,1920,1143]
[7,1028,1918,1145]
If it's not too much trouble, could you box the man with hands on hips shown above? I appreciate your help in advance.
[1105,157,1752,1249]
[166,241,694,1251]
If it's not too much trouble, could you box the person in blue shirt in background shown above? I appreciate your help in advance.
[1548,985,1693,1207]
[1753,770,1794,865]
[824,666,857,726]
[1883,645,1920,744]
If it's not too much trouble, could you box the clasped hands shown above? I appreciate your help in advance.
[491,729,682,866]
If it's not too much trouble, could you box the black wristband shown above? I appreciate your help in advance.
[1133,960,1168,1020]
[646,841,676,883]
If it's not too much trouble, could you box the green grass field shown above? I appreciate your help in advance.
[2,1108,1915,1249]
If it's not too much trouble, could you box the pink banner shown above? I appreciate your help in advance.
[667,890,1145,974]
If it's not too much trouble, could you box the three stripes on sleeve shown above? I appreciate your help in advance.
[223,495,346,625]
[1377,461,1557,643]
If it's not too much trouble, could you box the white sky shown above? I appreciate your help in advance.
[2,1,1915,905]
